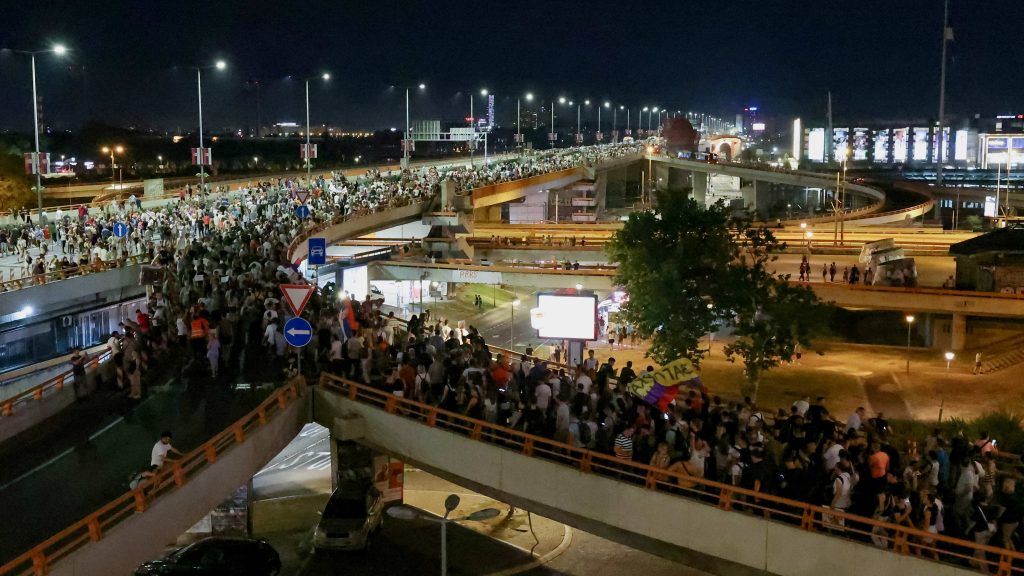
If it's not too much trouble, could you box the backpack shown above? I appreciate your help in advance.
[577,420,593,447]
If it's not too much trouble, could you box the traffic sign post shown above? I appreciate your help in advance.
[295,204,311,219]
[280,283,315,316]
[113,222,128,238]
[283,316,313,375]
[308,237,327,266]
[293,189,310,204]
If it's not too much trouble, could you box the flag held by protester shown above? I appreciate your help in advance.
[627,358,702,411]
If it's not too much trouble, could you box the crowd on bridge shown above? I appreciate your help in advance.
[325,306,1024,568]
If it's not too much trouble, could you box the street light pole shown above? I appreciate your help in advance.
[936,0,950,186]
[196,67,205,194]
[30,53,43,212]
[905,315,915,374]
[510,299,521,349]
[305,78,311,184]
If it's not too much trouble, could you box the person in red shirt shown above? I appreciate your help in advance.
[135,309,151,334]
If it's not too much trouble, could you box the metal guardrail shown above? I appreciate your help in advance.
[0,381,302,576]
[318,372,1024,575]
[0,348,112,417]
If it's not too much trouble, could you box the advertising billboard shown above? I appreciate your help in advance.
[954,129,970,161]
[807,128,825,162]
[893,128,909,163]
[985,196,997,218]
[532,293,598,340]
[341,265,368,300]
[852,128,869,161]
[833,128,849,162]
[873,129,890,163]
[913,127,930,161]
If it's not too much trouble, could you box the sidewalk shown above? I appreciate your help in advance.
[260,469,570,576]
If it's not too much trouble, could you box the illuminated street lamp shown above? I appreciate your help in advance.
[517,92,533,150]
[6,43,68,211]
[101,145,125,190]
[193,59,227,193]
[303,72,331,185]
[944,351,955,372]
[403,83,427,168]
[905,315,915,374]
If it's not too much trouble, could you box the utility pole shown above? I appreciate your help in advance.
[936,0,951,186]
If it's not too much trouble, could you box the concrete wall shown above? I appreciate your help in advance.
[315,390,974,576]
[51,394,309,576]
[289,203,427,263]
[0,265,146,321]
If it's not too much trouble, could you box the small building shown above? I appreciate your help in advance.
[949,223,1024,292]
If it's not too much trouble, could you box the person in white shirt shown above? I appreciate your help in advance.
[793,396,810,417]
[151,431,183,468]
[582,350,598,373]
[575,372,593,395]
[534,381,552,411]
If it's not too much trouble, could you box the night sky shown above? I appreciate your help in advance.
[1,0,1022,132]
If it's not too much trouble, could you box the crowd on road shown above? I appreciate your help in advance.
[448,143,643,193]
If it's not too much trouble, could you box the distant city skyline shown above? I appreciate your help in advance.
[2,0,1023,132]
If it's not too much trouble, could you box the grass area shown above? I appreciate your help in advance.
[452,283,521,308]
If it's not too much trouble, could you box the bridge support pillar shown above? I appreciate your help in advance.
[690,171,707,205]
[951,313,967,351]
[742,180,772,218]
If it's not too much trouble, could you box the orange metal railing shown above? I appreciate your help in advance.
[0,381,301,576]
[0,348,112,417]
[318,372,1024,575]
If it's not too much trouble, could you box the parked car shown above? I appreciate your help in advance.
[134,537,281,576]
[313,481,383,552]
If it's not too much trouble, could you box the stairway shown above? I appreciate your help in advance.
[978,334,1024,374]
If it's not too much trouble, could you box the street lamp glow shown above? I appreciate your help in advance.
[652,107,659,113]
[568,100,573,106]
[800,222,808,229]
[512,299,521,307]
[418,83,426,90]
[525,92,534,101]
[906,315,915,323]
[945,351,955,361]
[619,105,624,110]
[604,101,611,108]
[558,96,566,104]
[321,72,331,81]
[584,99,590,106]
[480,88,488,96]
[214,60,227,70]
[575,283,583,290]
[52,44,67,55]
[643,106,649,112]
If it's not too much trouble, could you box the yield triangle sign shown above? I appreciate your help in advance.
[293,190,310,204]
[280,283,315,316]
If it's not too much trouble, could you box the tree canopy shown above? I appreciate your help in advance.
[0,152,33,212]
[606,189,832,397]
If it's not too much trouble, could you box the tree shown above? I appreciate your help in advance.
[0,153,33,212]
[607,189,831,400]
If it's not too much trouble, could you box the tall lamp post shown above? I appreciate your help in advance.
[641,107,648,136]
[510,298,521,349]
[304,72,331,186]
[8,44,67,212]
[101,145,124,190]
[194,60,227,194]
[905,315,915,374]
[517,92,533,150]
[403,83,426,168]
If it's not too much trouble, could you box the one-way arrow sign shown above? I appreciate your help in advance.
[280,283,315,316]
[283,317,313,347]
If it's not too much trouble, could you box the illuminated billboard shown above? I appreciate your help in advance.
[954,130,969,161]
[532,293,598,340]
[873,129,890,163]
[852,128,869,161]
[893,128,909,162]
[913,127,930,161]
[807,128,825,162]
[833,128,849,162]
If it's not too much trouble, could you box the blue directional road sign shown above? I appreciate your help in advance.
[283,317,313,348]
[295,204,311,219]
[308,237,327,266]
[112,222,128,238]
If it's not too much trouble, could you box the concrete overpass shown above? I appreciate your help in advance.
[370,259,1024,349]
[314,376,1004,576]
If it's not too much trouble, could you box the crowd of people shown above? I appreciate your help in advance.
[331,308,1023,568]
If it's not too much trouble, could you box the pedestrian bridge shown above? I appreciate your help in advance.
[6,373,1021,576]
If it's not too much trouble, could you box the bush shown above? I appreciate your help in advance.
[889,410,1024,455]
